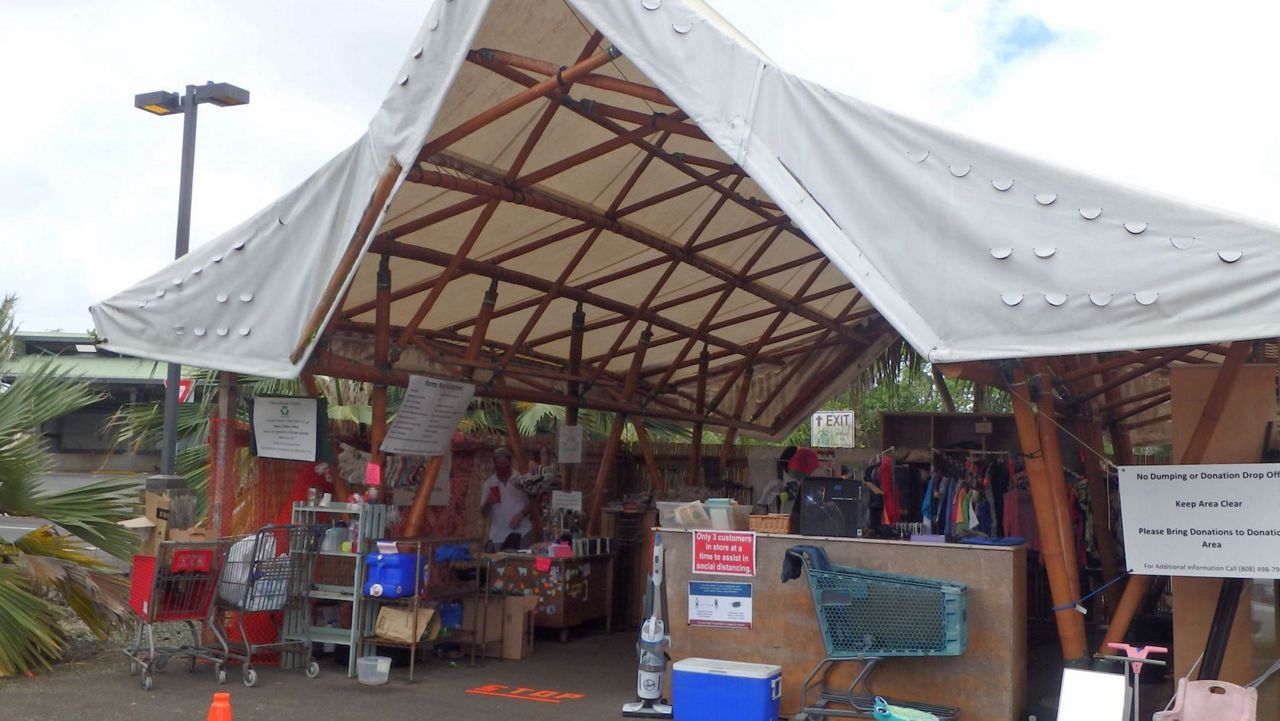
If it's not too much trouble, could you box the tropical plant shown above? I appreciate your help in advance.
[0,295,137,676]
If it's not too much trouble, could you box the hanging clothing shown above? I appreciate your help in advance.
[880,455,900,524]
[1002,477,1039,552]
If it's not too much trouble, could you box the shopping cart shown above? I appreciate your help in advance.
[124,540,227,690]
[782,546,967,720]
[207,524,323,687]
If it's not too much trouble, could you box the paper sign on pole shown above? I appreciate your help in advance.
[253,397,319,461]
[810,410,855,448]
[380,376,474,456]
[692,530,756,577]
[688,581,753,629]
[551,490,582,513]
[1119,463,1280,578]
[558,425,583,464]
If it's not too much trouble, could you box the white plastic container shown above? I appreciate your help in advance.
[357,655,391,685]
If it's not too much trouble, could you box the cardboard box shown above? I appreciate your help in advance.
[373,606,439,644]
[463,596,506,658]
[119,492,172,556]
[502,595,538,660]
[167,527,210,543]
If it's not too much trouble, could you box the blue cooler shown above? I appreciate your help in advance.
[672,658,782,721]
[363,552,424,598]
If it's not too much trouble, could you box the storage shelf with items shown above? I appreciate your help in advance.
[359,537,488,682]
[282,501,389,678]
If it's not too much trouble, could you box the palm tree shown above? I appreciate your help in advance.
[0,295,138,677]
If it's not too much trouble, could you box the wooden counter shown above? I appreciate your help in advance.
[488,553,614,642]
[662,530,1026,721]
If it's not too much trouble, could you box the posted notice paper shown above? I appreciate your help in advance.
[1119,463,1280,579]
[380,376,475,457]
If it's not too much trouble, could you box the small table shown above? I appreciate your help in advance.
[488,553,614,642]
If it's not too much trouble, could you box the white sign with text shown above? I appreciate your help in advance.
[810,410,855,448]
[253,397,319,461]
[380,376,475,457]
[1119,463,1280,578]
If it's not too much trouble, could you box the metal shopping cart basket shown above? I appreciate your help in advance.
[124,539,228,690]
[782,545,968,720]
[207,524,322,687]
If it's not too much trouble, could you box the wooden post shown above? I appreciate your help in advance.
[1101,340,1252,652]
[631,419,665,495]
[564,303,585,492]
[370,255,391,465]
[973,383,987,414]
[688,347,709,488]
[719,367,754,472]
[932,367,957,413]
[500,400,530,473]
[462,278,500,378]
[586,328,652,534]
[401,455,443,538]
[1029,361,1082,600]
[1076,414,1124,615]
[211,371,237,537]
[1008,367,1089,662]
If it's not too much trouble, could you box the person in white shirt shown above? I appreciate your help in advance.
[480,447,532,550]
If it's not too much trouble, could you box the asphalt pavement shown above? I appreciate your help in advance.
[0,629,638,721]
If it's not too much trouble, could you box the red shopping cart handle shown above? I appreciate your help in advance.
[1107,643,1168,676]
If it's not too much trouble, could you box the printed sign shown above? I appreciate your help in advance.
[253,397,319,461]
[810,410,855,448]
[692,530,756,577]
[551,490,583,513]
[688,581,753,629]
[558,425,583,464]
[1119,463,1280,578]
[380,376,475,456]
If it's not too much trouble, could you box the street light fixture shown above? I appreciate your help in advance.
[135,80,249,477]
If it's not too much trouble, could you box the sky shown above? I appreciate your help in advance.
[3,1,1280,332]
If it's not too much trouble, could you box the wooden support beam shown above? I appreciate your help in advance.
[935,361,1002,388]
[1008,366,1088,662]
[718,367,754,471]
[1107,393,1171,424]
[972,383,987,414]
[472,48,676,107]
[370,238,753,357]
[689,348,710,489]
[1121,413,1172,432]
[395,199,501,347]
[748,294,864,422]
[408,158,859,345]
[1180,340,1251,465]
[462,278,500,378]
[291,160,402,363]
[587,329,652,534]
[1060,347,1180,383]
[631,419,665,496]
[400,456,443,538]
[419,47,618,159]
[1029,360,1082,601]
[564,304,585,492]
[932,367,957,412]
[370,255,392,464]
[210,372,237,537]
[1102,385,1171,413]
[1099,575,1155,654]
[1072,347,1193,403]
[501,400,531,473]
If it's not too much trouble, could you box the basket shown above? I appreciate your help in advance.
[749,514,792,534]
[805,565,967,657]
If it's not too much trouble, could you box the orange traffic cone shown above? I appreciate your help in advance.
[207,692,233,721]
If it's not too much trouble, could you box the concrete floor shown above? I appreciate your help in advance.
[1,629,638,721]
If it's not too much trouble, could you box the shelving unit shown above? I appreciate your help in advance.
[282,502,389,678]
[359,537,488,682]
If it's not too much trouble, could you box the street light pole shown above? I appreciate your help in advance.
[136,81,249,477]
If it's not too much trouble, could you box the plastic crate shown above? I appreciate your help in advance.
[805,565,966,657]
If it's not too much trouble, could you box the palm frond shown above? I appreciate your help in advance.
[0,565,65,677]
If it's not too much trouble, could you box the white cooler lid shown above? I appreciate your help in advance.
[672,657,781,679]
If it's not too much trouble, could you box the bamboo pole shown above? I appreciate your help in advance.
[290,160,402,363]
[1029,360,1083,601]
[718,367,754,472]
[1008,367,1088,662]
[370,255,392,465]
[211,372,237,537]
[933,367,957,412]
[586,329,652,534]
[462,278,499,378]
[401,455,444,538]
[689,348,709,488]
[564,304,585,492]
[632,419,665,496]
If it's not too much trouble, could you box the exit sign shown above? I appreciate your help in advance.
[811,410,855,448]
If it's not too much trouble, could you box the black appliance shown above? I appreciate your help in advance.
[793,476,869,538]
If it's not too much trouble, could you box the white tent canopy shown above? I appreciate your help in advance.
[91,0,1278,439]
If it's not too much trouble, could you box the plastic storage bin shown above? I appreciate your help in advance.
[356,655,391,685]
[364,552,424,598]
[672,657,782,721]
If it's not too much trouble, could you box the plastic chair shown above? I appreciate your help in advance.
[1153,678,1257,721]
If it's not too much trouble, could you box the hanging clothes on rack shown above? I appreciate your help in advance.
[880,454,900,525]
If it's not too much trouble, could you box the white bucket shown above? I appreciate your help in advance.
[357,655,391,685]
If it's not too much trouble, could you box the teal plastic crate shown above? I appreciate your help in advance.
[804,564,966,658]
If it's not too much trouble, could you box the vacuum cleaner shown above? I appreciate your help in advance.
[623,531,674,718]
